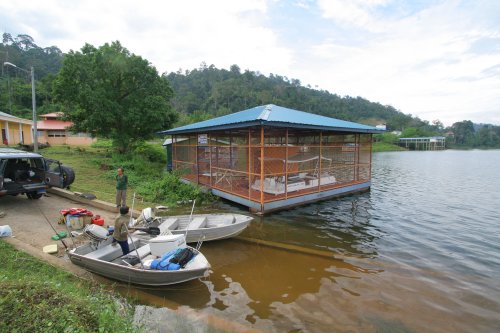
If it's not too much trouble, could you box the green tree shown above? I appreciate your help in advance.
[374,132,399,144]
[53,41,177,152]
[451,120,475,146]
[401,127,431,138]
[1,32,63,117]
[475,125,500,147]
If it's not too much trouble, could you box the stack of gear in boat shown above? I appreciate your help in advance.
[150,247,196,270]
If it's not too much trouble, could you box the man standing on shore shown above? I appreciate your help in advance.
[116,167,128,208]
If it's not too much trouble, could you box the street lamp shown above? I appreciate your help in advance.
[3,62,38,152]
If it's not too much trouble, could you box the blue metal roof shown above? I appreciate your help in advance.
[159,104,383,134]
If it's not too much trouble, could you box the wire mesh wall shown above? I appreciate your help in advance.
[171,127,373,206]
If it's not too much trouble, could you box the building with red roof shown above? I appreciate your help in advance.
[37,112,96,145]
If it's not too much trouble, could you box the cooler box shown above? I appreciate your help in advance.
[66,215,92,230]
[149,234,186,257]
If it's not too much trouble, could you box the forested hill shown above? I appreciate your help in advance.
[0,33,63,79]
[166,63,418,130]
[1,32,421,130]
[3,33,498,147]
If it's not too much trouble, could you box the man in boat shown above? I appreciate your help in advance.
[112,206,130,255]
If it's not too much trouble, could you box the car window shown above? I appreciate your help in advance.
[46,160,61,173]
[15,158,31,169]
[30,158,45,170]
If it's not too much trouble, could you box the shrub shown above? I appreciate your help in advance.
[133,142,166,163]
[136,172,217,205]
[90,138,113,149]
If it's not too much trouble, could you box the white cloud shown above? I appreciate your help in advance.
[1,0,500,125]
[297,0,500,126]
[317,0,391,32]
[1,0,292,75]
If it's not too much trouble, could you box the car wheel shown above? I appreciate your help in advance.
[61,166,75,188]
[27,192,43,199]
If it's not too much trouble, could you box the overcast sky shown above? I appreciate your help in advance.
[1,0,499,126]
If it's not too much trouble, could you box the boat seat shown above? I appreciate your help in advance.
[126,244,151,259]
[86,237,139,261]
[86,243,125,261]
[159,218,179,235]
[188,216,207,230]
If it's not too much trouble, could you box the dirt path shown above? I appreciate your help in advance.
[0,192,118,256]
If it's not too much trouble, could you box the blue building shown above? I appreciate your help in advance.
[160,104,383,214]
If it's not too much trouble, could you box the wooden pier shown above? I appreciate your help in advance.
[398,137,446,150]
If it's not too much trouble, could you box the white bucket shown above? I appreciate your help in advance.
[0,225,12,237]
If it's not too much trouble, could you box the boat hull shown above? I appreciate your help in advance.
[173,219,252,243]
[154,213,253,243]
[68,246,210,286]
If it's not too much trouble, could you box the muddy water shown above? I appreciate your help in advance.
[116,150,500,332]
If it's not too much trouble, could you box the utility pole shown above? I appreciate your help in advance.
[3,62,38,152]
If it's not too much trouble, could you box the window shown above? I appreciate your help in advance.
[48,131,66,137]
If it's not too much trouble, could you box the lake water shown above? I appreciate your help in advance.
[122,150,500,332]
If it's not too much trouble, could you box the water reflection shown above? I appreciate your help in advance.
[243,192,382,258]
[192,239,384,332]
[122,180,388,331]
[117,151,500,332]
[128,279,212,309]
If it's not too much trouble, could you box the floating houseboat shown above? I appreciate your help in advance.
[160,104,383,214]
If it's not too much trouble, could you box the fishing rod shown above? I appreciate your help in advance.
[129,192,136,227]
[36,202,69,251]
[124,192,144,269]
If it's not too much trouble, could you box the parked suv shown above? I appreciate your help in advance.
[0,148,75,199]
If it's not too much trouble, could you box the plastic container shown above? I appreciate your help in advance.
[66,215,84,229]
[149,234,186,257]
[91,215,105,226]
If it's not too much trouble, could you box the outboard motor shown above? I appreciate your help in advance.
[83,224,109,248]
[133,207,155,227]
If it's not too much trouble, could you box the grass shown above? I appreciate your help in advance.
[0,240,139,333]
[41,144,120,203]
[39,141,216,209]
[372,142,407,152]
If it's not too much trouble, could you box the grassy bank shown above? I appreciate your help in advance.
[0,240,138,333]
[40,142,215,209]
[372,142,407,152]
[42,144,123,204]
